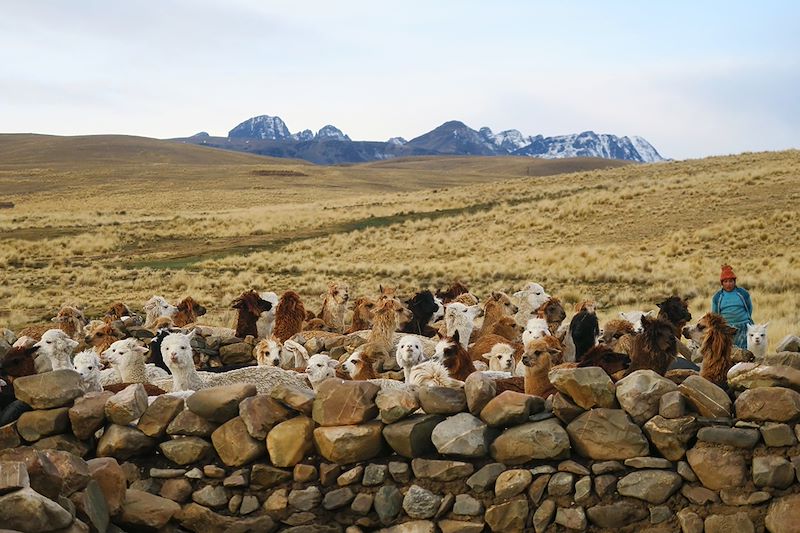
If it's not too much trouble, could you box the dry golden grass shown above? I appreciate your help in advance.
[2,134,798,352]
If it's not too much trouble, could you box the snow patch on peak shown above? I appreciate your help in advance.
[292,129,314,142]
[628,135,666,162]
[315,125,351,141]
[387,137,407,145]
[228,115,291,140]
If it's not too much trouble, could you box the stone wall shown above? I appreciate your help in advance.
[2,364,800,532]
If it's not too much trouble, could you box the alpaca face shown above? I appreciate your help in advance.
[341,350,365,378]
[522,318,550,346]
[431,296,445,322]
[620,310,654,334]
[34,329,79,356]
[514,283,550,310]
[396,335,425,367]
[432,337,453,364]
[145,296,178,319]
[103,337,148,367]
[656,296,692,324]
[306,354,339,385]
[160,332,196,370]
[254,338,282,367]
[491,292,519,315]
[484,344,516,372]
[73,351,101,381]
[747,323,767,346]
[328,283,350,305]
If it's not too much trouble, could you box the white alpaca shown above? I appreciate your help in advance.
[143,296,178,328]
[408,360,464,388]
[73,350,103,393]
[619,310,655,334]
[396,335,426,382]
[256,291,279,339]
[482,343,516,373]
[101,338,170,385]
[253,337,309,369]
[304,353,341,390]
[444,303,482,349]
[522,318,551,346]
[157,331,310,393]
[513,283,550,325]
[33,329,78,370]
[746,323,768,359]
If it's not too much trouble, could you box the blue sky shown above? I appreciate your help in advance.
[1,1,798,159]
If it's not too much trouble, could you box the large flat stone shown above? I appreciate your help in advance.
[566,409,649,460]
[490,418,570,465]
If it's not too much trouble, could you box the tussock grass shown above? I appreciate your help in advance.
[1,137,798,351]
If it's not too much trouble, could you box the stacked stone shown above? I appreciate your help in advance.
[5,360,800,531]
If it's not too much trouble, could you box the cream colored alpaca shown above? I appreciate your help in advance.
[320,282,350,333]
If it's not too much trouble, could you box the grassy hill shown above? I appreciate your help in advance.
[1,134,797,350]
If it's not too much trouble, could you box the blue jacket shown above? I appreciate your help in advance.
[711,286,753,323]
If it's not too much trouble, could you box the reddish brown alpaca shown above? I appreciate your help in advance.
[172,297,207,327]
[537,297,567,335]
[436,281,471,304]
[273,291,306,343]
[346,297,376,334]
[105,302,132,322]
[697,312,737,387]
[84,322,124,354]
[629,315,678,376]
[0,346,38,381]
[490,316,524,342]
[439,331,477,381]
[474,292,518,340]
[468,334,523,363]
[232,290,273,339]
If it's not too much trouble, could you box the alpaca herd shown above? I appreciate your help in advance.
[0,280,788,428]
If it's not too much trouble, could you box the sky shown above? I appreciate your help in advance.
[1,1,798,159]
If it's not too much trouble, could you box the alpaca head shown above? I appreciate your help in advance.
[599,319,635,349]
[579,345,631,376]
[0,345,38,379]
[521,336,563,369]
[73,350,101,382]
[177,297,207,320]
[105,302,132,322]
[436,281,470,304]
[103,337,148,368]
[445,303,483,330]
[160,331,197,372]
[406,291,443,324]
[52,305,87,331]
[640,315,678,353]
[144,296,178,321]
[483,343,516,372]
[575,300,597,314]
[514,282,550,310]
[432,331,467,368]
[619,310,655,334]
[492,316,524,340]
[341,347,375,379]
[537,297,567,325]
[522,318,551,346]
[324,282,350,305]
[747,323,768,350]
[396,335,425,367]
[232,290,272,317]
[656,296,693,325]
[489,291,519,315]
[254,338,283,367]
[34,329,79,358]
[84,322,123,351]
[306,353,339,387]
[304,318,337,332]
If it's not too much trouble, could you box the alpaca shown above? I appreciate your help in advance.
[396,335,426,382]
[598,319,635,355]
[353,297,411,371]
[444,303,482,349]
[157,331,310,393]
[273,291,306,343]
[619,310,655,334]
[51,305,88,341]
[105,302,132,322]
[656,296,693,336]
[232,290,273,339]
[567,302,599,363]
[84,322,124,354]
[746,323,768,359]
[402,290,444,337]
[408,360,465,389]
[319,282,350,333]
[101,338,170,385]
[694,313,737,387]
[303,318,337,332]
[520,336,566,398]
[468,333,523,362]
[256,291,279,339]
[522,318,551,346]
[474,292,518,340]
[0,345,38,380]
[253,338,309,369]
[73,350,104,393]
[453,292,480,306]
[33,329,78,370]
[143,296,179,328]
[482,343,518,373]
[341,348,379,380]
[346,297,377,334]
[536,298,567,336]
[304,353,341,389]
[432,332,476,381]
[489,316,524,342]
[629,315,678,376]
[172,297,207,328]
[513,282,551,325]
[436,281,471,304]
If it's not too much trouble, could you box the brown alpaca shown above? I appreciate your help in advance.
[629,315,678,375]
[579,345,632,381]
[346,297,376,333]
[272,291,305,343]
[520,336,566,397]
[342,349,379,380]
[84,322,124,354]
[0,345,38,380]
[319,282,350,333]
[438,331,477,381]
[537,297,567,335]
[656,296,693,337]
[172,297,207,327]
[232,290,273,339]
[436,281,470,304]
[474,292,518,340]
[453,292,480,306]
[490,316,524,341]
[303,318,337,332]
[599,319,635,354]
[696,313,737,387]
[468,334,523,363]
[18,305,86,341]
[366,298,403,354]
[105,302,132,322]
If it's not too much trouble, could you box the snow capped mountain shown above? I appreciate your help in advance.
[228,115,291,140]
[189,114,666,164]
[512,131,664,163]
[292,129,314,142]
[315,125,351,141]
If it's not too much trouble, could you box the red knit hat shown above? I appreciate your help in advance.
[720,264,736,281]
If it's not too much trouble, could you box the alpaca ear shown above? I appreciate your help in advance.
[452,330,461,343]
[134,345,148,355]
[481,352,492,361]
[186,329,198,341]
[619,312,628,320]
[763,322,769,329]
[65,338,79,352]
[644,310,655,317]
[327,359,340,369]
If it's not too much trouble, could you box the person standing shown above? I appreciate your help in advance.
[711,264,753,349]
